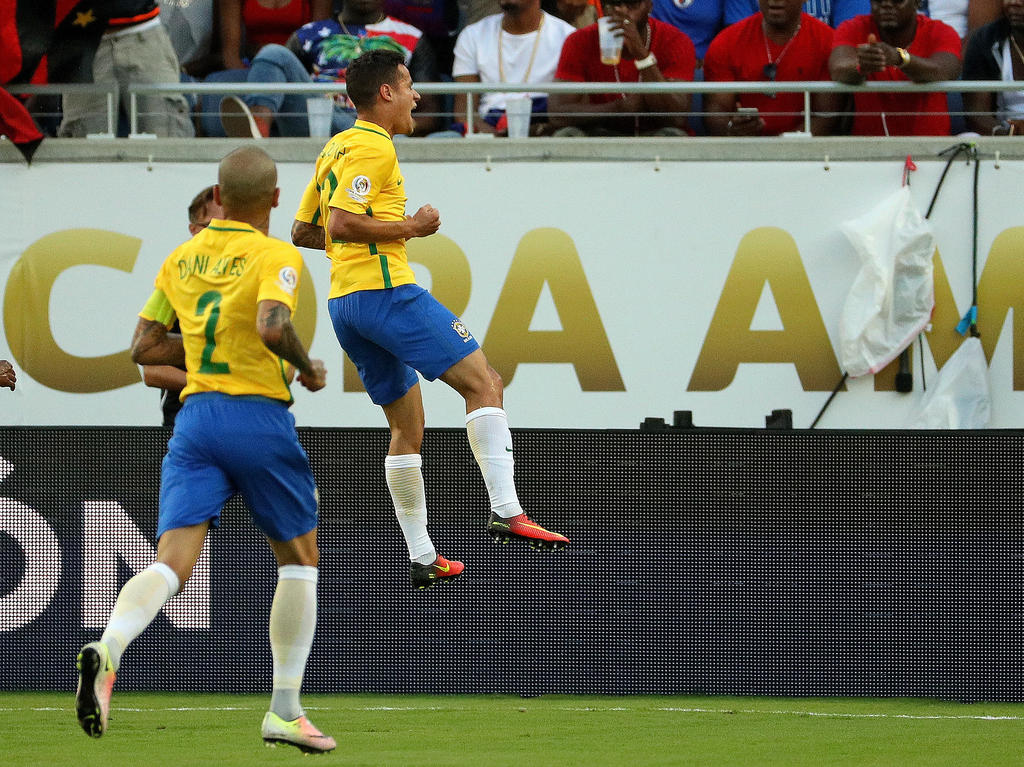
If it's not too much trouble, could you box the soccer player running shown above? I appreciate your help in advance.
[75,147,335,754]
[291,49,569,592]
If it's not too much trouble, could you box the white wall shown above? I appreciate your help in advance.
[2,155,1021,428]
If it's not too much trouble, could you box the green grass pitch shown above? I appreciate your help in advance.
[3,692,1023,767]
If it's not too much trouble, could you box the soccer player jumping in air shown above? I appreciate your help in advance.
[76,147,334,753]
[291,48,569,591]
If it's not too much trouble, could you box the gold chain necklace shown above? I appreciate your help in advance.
[498,14,546,84]
[339,12,387,37]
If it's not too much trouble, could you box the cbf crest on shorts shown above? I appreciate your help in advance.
[452,319,473,343]
[346,175,372,204]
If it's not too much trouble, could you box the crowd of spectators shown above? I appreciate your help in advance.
[9,0,1024,139]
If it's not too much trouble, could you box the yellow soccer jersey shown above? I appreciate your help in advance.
[295,119,417,299]
[139,219,302,402]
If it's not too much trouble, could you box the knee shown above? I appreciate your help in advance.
[253,43,291,65]
[390,423,424,453]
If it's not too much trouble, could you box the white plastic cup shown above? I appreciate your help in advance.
[504,96,532,138]
[306,96,334,138]
[597,16,624,66]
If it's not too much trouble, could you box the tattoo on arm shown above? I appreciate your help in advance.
[259,303,313,375]
[131,319,185,366]
[292,220,326,250]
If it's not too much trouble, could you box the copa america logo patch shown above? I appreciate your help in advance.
[346,175,371,204]
[277,266,298,295]
[451,319,472,342]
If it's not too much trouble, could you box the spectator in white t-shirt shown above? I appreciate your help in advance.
[450,0,575,135]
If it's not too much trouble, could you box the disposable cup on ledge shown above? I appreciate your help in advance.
[306,96,333,138]
[597,16,624,66]
[505,96,532,138]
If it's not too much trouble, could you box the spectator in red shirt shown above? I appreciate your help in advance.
[548,0,696,136]
[829,0,961,135]
[705,0,839,136]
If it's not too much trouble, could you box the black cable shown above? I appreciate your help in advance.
[809,372,848,430]
[970,144,980,338]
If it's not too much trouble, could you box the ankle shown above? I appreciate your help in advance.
[251,105,273,137]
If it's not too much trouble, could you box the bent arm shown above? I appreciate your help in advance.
[131,318,186,367]
[900,51,961,83]
[218,0,245,69]
[256,300,317,379]
[142,365,187,390]
[703,90,738,136]
[810,91,842,135]
[292,219,326,250]
[548,84,644,129]
[327,207,418,243]
[829,45,866,84]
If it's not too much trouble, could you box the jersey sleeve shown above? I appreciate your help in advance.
[555,30,588,82]
[257,242,303,313]
[832,17,869,48]
[139,288,176,327]
[295,171,322,226]
[656,28,696,81]
[327,138,393,215]
[702,32,731,81]
[452,24,479,78]
[929,18,963,57]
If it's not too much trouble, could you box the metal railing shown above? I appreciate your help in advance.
[10,79,1024,138]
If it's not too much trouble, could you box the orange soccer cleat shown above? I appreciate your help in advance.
[486,512,570,550]
[410,554,465,590]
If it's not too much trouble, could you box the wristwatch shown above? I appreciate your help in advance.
[634,52,657,71]
[895,47,911,68]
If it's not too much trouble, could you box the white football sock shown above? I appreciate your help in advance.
[385,454,436,564]
[466,407,523,519]
[101,562,179,670]
[269,565,318,722]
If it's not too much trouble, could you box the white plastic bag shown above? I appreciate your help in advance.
[908,337,991,429]
[838,186,936,377]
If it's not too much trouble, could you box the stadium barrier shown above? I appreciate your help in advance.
[11,79,1024,137]
[2,425,1021,700]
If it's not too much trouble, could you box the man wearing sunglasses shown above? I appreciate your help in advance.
[830,0,961,135]
[704,0,839,136]
[549,0,696,135]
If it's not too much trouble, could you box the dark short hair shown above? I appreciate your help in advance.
[345,49,406,110]
[188,185,216,224]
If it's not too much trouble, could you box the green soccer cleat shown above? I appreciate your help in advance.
[261,712,337,754]
[75,641,116,738]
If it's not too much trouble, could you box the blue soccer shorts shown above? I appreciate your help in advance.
[328,284,481,406]
[158,392,319,542]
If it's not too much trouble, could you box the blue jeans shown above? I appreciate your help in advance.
[244,44,356,137]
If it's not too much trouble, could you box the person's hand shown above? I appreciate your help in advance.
[727,105,764,136]
[297,359,327,392]
[406,204,441,238]
[609,14,650,60]
[0,359,16,391]
[856,34,897,76]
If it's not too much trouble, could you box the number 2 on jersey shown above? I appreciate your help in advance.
[197,291,230,374]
